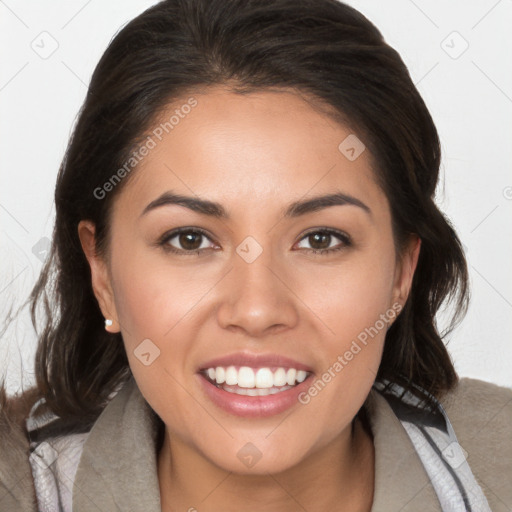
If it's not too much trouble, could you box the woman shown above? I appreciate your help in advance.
[1,0,510,511]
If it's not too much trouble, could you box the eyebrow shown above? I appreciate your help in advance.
[140,190,371,219]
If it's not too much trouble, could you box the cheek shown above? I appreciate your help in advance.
[108,246,205,431]
[293,243,397,422]
[109,240,215,344]
[297,242,397,341]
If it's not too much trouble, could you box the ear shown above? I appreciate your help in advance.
[391,234,421,310]
[77,220,120,333]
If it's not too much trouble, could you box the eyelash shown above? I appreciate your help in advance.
[157,227,352,257]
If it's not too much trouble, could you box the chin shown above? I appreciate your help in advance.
[202,437,310,476]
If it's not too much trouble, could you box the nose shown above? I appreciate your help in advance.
[216,243,299,337]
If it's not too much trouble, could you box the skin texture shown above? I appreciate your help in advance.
[78,87,420,512]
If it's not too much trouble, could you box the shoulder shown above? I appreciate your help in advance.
[0,386,39,511]
[440,377,512,510]
[440,376,512,434]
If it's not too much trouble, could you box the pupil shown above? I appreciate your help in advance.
[180,232,201,250]
[311,233,329,249]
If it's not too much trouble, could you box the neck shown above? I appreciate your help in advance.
[158,412,375,512]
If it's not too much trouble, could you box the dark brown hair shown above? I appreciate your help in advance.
[4,0,469,428]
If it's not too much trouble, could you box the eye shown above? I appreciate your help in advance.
[295,228,352,255]
[158,228,218,256]
[157,227,351,257]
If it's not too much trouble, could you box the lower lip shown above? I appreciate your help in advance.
[197,373,313,418]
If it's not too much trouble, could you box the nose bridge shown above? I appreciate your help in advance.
[216,233,298,335]
[233,232,282,304]
[235,234,277,292]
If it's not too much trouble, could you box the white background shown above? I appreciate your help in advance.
[1,0,511,395]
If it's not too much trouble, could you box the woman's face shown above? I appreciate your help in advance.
[80,87,419,474]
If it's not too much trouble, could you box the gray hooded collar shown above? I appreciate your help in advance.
[72,377,162,511]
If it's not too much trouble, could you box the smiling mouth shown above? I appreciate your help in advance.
[200,365,313,396]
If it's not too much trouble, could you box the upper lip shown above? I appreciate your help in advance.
[198,351,314,373]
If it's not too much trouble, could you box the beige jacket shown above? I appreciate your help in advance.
[1,376,511,512]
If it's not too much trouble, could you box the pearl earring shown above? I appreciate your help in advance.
[105,319,113,328]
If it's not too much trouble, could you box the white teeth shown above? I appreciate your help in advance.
[273,367,287,387]
[225,366,238,385]
[286,368,297,386]
[204,365,310,388]
[215,367,225,384]
[255,368,273,388]
[238,366,255,388]
[296,370,307,383]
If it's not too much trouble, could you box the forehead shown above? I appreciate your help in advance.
[114,87,387,220]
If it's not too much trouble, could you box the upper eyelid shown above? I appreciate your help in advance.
[159,227,215,246]
[299,227,350,239]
